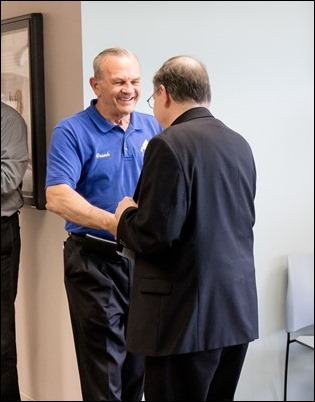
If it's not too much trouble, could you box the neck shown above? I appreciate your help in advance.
[113,116,130,130]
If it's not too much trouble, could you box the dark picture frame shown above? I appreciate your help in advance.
[1,13,46,209]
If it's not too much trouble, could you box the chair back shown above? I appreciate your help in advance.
[286,253,314,333]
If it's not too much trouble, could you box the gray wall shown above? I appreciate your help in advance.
[1,1,314,401]
[81,2,314,401]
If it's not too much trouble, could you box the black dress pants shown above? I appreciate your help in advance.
[64,235,145,401]
[144,343,249,401]
[1,212,21,401]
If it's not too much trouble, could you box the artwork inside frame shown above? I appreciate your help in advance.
[1,13,46,210]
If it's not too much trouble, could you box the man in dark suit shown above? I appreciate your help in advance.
[114,55,259,401]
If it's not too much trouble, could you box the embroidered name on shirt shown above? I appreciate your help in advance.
[96,152,110,158]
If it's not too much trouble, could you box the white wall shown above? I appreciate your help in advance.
[81,1,314,401]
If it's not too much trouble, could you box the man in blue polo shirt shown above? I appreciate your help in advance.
[45,48,162,401]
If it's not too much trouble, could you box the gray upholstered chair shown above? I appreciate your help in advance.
[284,253,314,401]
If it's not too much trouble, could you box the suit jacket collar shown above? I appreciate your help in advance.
[171,107,213,126]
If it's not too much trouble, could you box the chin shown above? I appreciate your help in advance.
[122,104,135,113]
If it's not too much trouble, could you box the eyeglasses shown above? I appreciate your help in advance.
[146,88,160,109]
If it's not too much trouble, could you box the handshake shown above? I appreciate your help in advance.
[108,196,137,238]
[115,196,137,222]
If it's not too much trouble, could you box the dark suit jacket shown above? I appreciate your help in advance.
[117,107,258,356]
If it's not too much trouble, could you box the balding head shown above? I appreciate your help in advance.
[152,55,211,106]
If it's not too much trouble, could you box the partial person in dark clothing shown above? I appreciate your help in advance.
[1,101,28,401]
[45,48,162,401]
[114,55,259,401]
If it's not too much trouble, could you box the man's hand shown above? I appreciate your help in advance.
[115,197,137,222]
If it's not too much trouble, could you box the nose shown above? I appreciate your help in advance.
[121,82,134,92]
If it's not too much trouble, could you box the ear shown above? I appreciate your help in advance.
[89,77,100,95]
[159,85,171,108]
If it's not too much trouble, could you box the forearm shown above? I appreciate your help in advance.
[46,184,117,235]
[1,158,28,195]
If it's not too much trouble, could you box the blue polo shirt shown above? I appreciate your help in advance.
[46,99,162,239]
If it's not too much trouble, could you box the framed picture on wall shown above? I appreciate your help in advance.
[1,13,46,210]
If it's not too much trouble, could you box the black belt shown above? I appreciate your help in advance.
[68,233,85,242]
[69,233,121,263]
[1,211,19,223]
